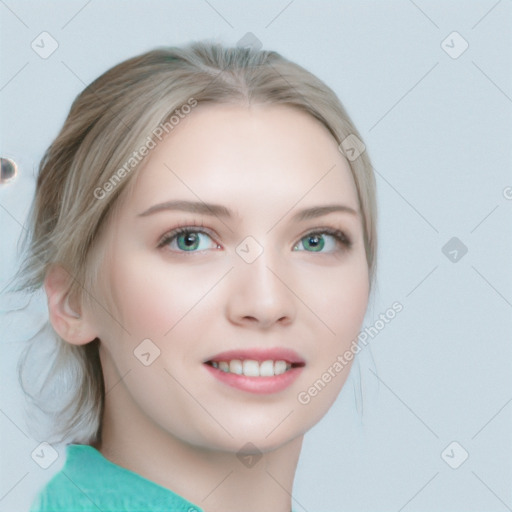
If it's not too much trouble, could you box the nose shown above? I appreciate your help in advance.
[225,248,296,329]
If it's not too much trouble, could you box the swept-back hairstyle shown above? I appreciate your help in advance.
[12,40,377,444]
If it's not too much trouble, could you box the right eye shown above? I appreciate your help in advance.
[158,227,221,253]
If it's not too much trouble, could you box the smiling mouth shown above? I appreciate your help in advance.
[204,359,305,377]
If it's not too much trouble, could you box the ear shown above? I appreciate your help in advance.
[44,264,98,345]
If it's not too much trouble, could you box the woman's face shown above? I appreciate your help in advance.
[90,103,369,453]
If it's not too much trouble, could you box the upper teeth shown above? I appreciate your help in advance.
[211,359,292,377]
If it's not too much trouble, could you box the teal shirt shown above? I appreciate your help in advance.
[29,443,205,512]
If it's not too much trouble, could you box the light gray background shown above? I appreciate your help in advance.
[1,1,511,511]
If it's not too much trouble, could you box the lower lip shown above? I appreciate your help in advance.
[203,364,304,394]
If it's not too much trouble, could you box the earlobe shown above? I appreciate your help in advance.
[44,264,97,345]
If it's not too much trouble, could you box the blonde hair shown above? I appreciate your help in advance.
[12,40,378,444]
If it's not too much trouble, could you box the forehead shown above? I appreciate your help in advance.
[125,103,359,216]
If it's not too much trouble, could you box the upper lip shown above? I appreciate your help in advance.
[204,347,306,365]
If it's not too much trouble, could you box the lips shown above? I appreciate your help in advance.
[202,347,306,393]
[203,347,306,366]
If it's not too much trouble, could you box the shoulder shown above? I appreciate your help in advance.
[29,469,90,512]
[29,443,203,512]
[29,444,113,512]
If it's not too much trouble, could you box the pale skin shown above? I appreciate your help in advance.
[45,104,370,512]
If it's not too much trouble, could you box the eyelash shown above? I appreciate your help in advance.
[156,220,353,254]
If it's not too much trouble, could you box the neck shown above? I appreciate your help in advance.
[94,360,303,512]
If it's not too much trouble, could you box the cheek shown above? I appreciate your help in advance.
[296,252,369,406]
[300,253,369,345]
[333,263,369,340]
[109,255,213,339]
[292,266,368,430]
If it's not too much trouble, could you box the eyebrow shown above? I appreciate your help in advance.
[137,200,358,221]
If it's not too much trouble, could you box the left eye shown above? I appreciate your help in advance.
[292,231,347,253]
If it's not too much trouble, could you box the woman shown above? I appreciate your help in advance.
[16,40,377,512]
